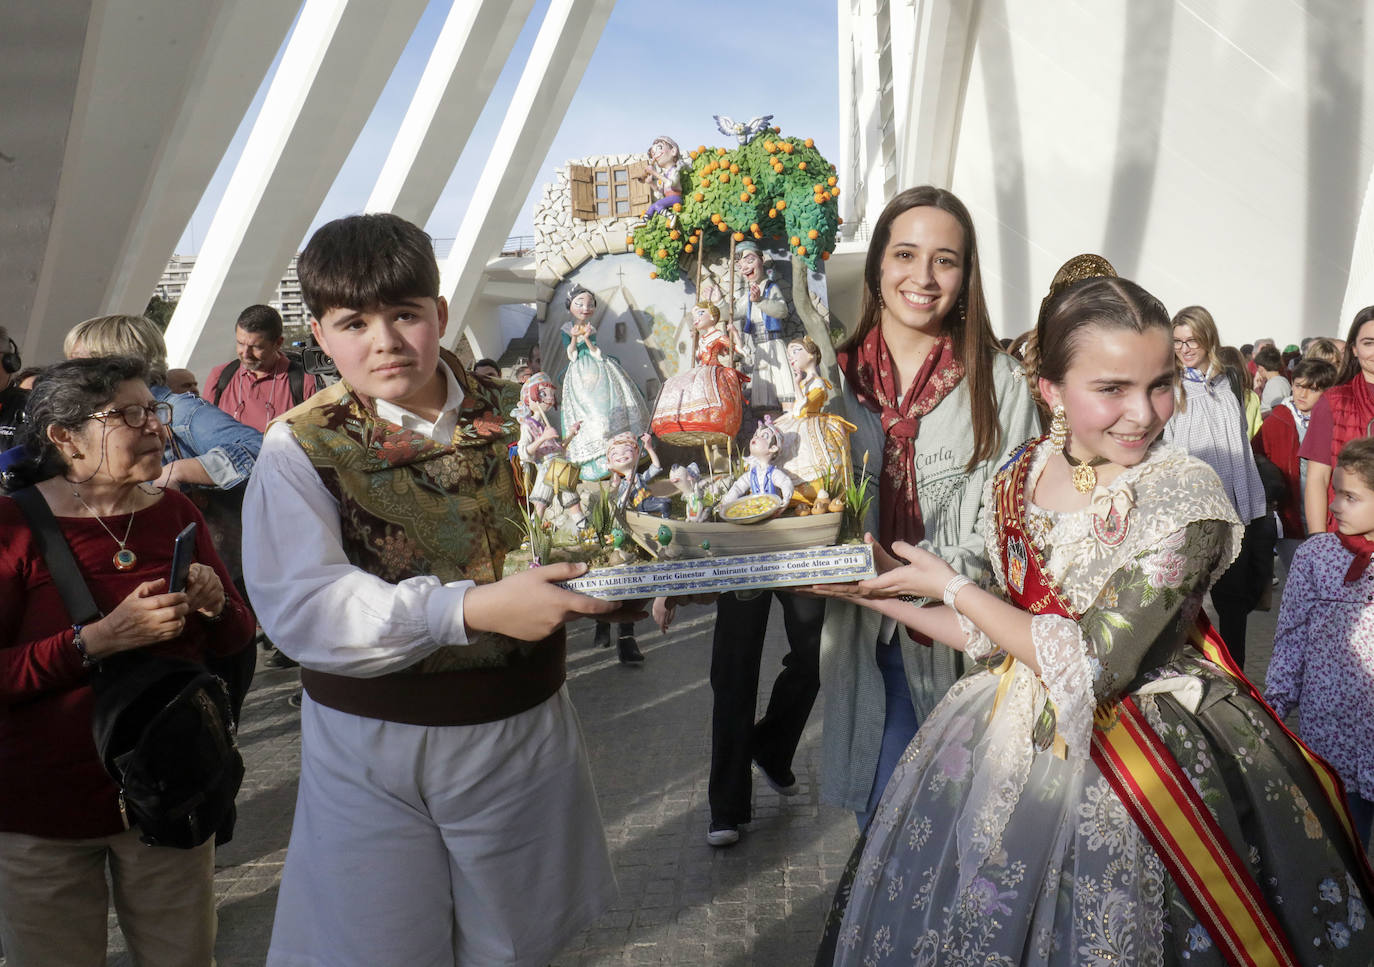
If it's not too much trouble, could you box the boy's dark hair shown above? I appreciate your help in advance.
[236,304,283,341]
[473,358,499,372]
[297,213,439,320]
[1291,358,1338,391]
[1253,345,1282,371]
[1337,437,1374,491]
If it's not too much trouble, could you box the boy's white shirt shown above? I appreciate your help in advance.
[242,366,477,678]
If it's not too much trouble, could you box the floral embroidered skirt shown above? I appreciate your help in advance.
[817,659,1373,966]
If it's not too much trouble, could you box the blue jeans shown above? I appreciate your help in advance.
[857,635,919,830]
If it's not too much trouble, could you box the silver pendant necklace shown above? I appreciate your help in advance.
[71,487,137,570]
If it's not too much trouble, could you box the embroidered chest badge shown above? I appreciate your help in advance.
[1088,485,1134,548]
[1007,535,1028,595]
[1092,506,1129,547]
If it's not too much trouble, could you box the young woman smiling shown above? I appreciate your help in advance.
[818,186,1037,827]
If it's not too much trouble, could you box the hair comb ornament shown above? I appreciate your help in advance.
[1036,253,1119,330]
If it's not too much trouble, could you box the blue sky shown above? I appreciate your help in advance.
[176,0,839,255]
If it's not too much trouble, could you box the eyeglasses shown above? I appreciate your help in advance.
[1173,338,1200,350]
[88,401,173,429]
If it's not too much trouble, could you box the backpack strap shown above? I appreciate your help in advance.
[287,357,306,406]
[210,359,240,406]
[9,486,102,625]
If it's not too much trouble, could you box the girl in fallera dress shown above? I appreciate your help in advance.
[815,256,1374,966]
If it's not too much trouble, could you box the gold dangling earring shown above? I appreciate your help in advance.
[1049,404,1069,449]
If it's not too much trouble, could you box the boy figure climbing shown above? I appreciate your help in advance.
[242,213,634,967]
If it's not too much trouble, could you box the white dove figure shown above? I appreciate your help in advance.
[713,114,774,145]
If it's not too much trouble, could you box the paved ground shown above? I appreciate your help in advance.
[97,591,1301,966]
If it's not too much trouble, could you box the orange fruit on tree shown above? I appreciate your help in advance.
[689,150,698,159]
[750,222,760,232]
[772,125,780,133]
[789,236,800,246]
[635,247,645,256]
[672,202,682,211]
[649,271,657,278]
[797,245,807,256]
[838,216,844,224]
[832,187,840,197]
[813,184,824,192]
[719,173,730,183]
[730,163,740,173]
[684,243,694,253]
[710,213,720,223]
[694,192,704,202]
[740,192,749,202]
[797,161,807,170]
[828,176,837,186]
[716,147,727,156]
[669,229,680,239]
[657,248,668,259]
[764,140,775,152]
[733,231,744,242]
[804,138,814,147]
[718,222,728,232]
[777,200,787,210]
[822,251,830,261]
[808,229,819,239]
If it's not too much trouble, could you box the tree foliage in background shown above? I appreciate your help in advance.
[144,296,178,332]
[629,126,841,282]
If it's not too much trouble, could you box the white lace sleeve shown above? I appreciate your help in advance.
[956,610,996,662]
[1030,613,1096,759]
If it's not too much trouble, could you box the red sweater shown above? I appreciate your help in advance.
[0,489,254,838]
[1253,404,1304,538]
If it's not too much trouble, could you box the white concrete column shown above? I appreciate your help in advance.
[437,0,615,360]
[102,0,299,317]
[165,0,430,376]
[1340,161,1374,332]
[895,0,982,190]
[366,0,535,225]
[18,0,293,366]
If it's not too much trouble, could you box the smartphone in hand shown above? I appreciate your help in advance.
[168,522,198,593]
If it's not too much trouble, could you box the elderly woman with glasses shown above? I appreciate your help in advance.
[65,314,265,714]
[0,356,254,966]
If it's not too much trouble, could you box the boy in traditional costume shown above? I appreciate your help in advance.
[243,214,630,967]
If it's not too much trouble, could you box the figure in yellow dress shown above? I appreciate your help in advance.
[775,337,855,502]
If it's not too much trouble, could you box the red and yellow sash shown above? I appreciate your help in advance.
[994,443,1316,967]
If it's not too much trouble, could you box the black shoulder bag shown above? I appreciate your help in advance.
[10,487,244,849]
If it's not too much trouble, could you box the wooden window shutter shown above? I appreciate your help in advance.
[628,161,651,214]
[569,165,596,220]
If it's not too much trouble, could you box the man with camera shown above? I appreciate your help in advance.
[206,305,318,433]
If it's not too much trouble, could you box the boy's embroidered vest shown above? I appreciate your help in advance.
[282,353,565,725]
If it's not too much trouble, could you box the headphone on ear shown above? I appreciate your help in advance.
[1,338,20,375]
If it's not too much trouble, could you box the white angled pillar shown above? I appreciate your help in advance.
[896,0,982,190]
[18,0,293,366]
[366,0,536,225]
[437,0,616,360]
[165,0,430,376]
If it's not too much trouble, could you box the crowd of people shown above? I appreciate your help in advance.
[1,189,1373,966]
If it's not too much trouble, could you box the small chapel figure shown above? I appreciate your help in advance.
[607,431,671,517]
[558,285,651,480]
[512,372,587,531]
[731,241,798,412]
[636,135,688,224]
[720,418,795,511]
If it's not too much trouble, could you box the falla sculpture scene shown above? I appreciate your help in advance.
[507,116,875,599]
